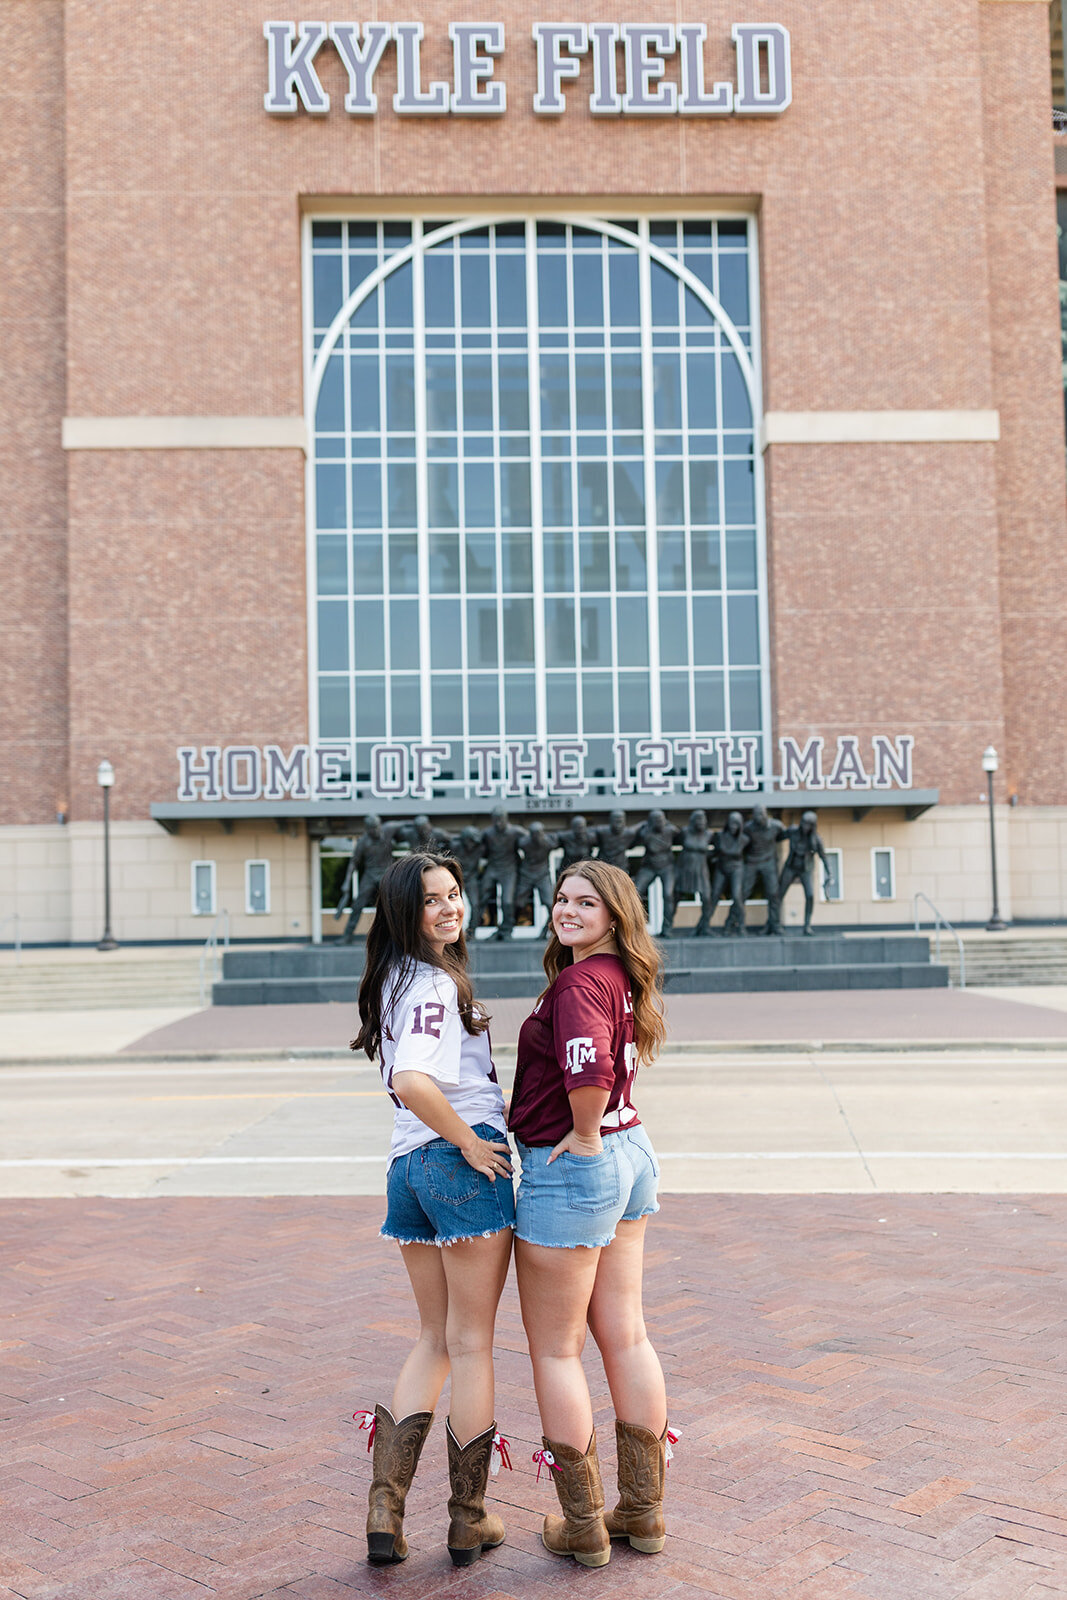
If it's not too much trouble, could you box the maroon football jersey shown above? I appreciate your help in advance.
[508,953,641,1147]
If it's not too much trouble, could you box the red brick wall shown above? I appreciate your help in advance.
[1,2,69,825]
[28,0,1067,819]
[981,2,1067,806]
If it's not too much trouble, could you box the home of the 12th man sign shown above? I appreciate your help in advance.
[175,735,913,803]
[264,21,792,117]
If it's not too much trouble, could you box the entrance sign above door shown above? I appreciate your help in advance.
[263,20,792,118]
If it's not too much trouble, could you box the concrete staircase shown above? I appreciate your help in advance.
[935,933,1067,988]
[213,932,948,1005]
[0,951,205,1012]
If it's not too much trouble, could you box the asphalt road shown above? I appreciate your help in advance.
[2,1049,1065,1198]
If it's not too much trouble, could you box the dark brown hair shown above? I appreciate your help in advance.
[543,858,665,1065]
[350,852,490,1060]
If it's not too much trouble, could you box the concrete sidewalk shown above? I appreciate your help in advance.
[3,985,1067,1063]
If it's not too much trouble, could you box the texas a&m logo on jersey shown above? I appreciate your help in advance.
[565,1037,597,1073]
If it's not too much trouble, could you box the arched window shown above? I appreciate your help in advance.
[307,214,766,799]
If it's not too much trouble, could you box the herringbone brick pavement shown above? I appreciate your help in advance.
[1,1195,1066,1599]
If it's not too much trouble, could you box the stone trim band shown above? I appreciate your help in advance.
[62,416,309,452]
[63,412,999,454]
[760,410,1000,450]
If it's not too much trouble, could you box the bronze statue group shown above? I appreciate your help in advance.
[335,803,832,940]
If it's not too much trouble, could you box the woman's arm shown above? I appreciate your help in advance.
[547,1084,611,1163]
[391,1069,512,1180]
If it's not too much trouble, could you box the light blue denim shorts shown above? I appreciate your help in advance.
[514,1124,660,1250]
[383,1124,516,1247]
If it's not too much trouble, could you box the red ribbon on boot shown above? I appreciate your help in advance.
[491,1431,513,1476]
[532,1446,562,1483]
[353,1410,377,1451]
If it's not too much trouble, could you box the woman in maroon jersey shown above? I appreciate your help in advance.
[508,858,671,1568]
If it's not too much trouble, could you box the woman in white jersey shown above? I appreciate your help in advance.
[350,851,515,1569]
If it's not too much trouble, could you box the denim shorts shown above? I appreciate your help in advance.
[514,1124,660,1250]
[382,1124,516,1247]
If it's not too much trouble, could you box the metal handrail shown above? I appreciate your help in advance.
[0,913,21,969]
[913,892,966,988]
[198,909,230,1008]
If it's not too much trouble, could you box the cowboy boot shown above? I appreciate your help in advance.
[445,1419,507,1566]
[603,1420,668,1553]
[364,1404,434,1564]
[538,1431,611,1567]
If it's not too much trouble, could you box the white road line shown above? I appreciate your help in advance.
[658,1151,1067,1161]
[0,1151,1064,1169]
[0,1064,373,1083]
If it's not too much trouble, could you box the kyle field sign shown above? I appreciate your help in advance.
[264,20,792,118]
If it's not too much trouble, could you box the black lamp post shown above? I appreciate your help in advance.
[96,759,119,951]
[981,745,1006,932]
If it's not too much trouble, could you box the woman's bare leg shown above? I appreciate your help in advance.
[391,1243,450,1417]
[586,1217,666,1433]
[439,1228,513,1444]
[515,1238,601,1449]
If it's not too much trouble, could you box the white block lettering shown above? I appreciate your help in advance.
[450,23,507,114]
[532,23,588,114]
[393,22,450,114]
[677,24,733,114]
[263,20,330,115]
[732,22,792,115]
[329,22,393,114]
[621,24,676,114]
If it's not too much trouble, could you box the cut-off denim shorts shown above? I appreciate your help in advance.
[514,1123,660,1250]
[382,1123,516,1247]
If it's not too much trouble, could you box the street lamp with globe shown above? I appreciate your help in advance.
[96,759,119,951]
[981,745,1006,932]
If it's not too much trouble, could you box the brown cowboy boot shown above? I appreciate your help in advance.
[363,1403,434,1564]
[445,1419,507,1566]
[603,1419,668,1552]
[537,1430,611,1567]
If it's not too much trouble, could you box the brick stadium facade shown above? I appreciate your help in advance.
[3,0,1066,943]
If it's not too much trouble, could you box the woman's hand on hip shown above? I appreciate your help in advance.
[547,1128,603,1164]
[460,1132,513,1182]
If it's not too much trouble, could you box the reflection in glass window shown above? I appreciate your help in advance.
[309,216,763,791]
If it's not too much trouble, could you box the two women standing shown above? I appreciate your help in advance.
[352,850,670,1569]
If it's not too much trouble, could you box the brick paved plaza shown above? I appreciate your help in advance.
[2,1192,1066,1599]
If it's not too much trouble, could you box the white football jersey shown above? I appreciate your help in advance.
[380,961,505,1166]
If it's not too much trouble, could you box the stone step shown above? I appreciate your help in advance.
[929,934,1067,986]
[214,961,949,1005]
[0,959,206,1012]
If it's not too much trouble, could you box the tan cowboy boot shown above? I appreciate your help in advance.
[362,1403,434,1564]
[537,1430,611,1567]
[445,1419,507,1566]
[603,1419,668,1552]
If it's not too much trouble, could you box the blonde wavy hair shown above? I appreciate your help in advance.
[543,858,666,1065]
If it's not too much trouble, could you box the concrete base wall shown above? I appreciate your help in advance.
[0,822,316,945]
[0,806,1063,946]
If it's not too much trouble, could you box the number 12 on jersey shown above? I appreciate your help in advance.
[411,1002,446,1039]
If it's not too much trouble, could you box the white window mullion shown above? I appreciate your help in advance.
[379,226,393,743]
[637,219,662,740]
[526,220,548,745]
[342,226,357,750]
[302,213,321,749]
[713,228,729,741]
[412,220,433,744]
[602,236,621,745]
[567,231,583,741]
[490,231,507,781]
[747,214,772,782]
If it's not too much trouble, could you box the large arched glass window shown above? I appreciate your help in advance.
[306,214,766,799]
